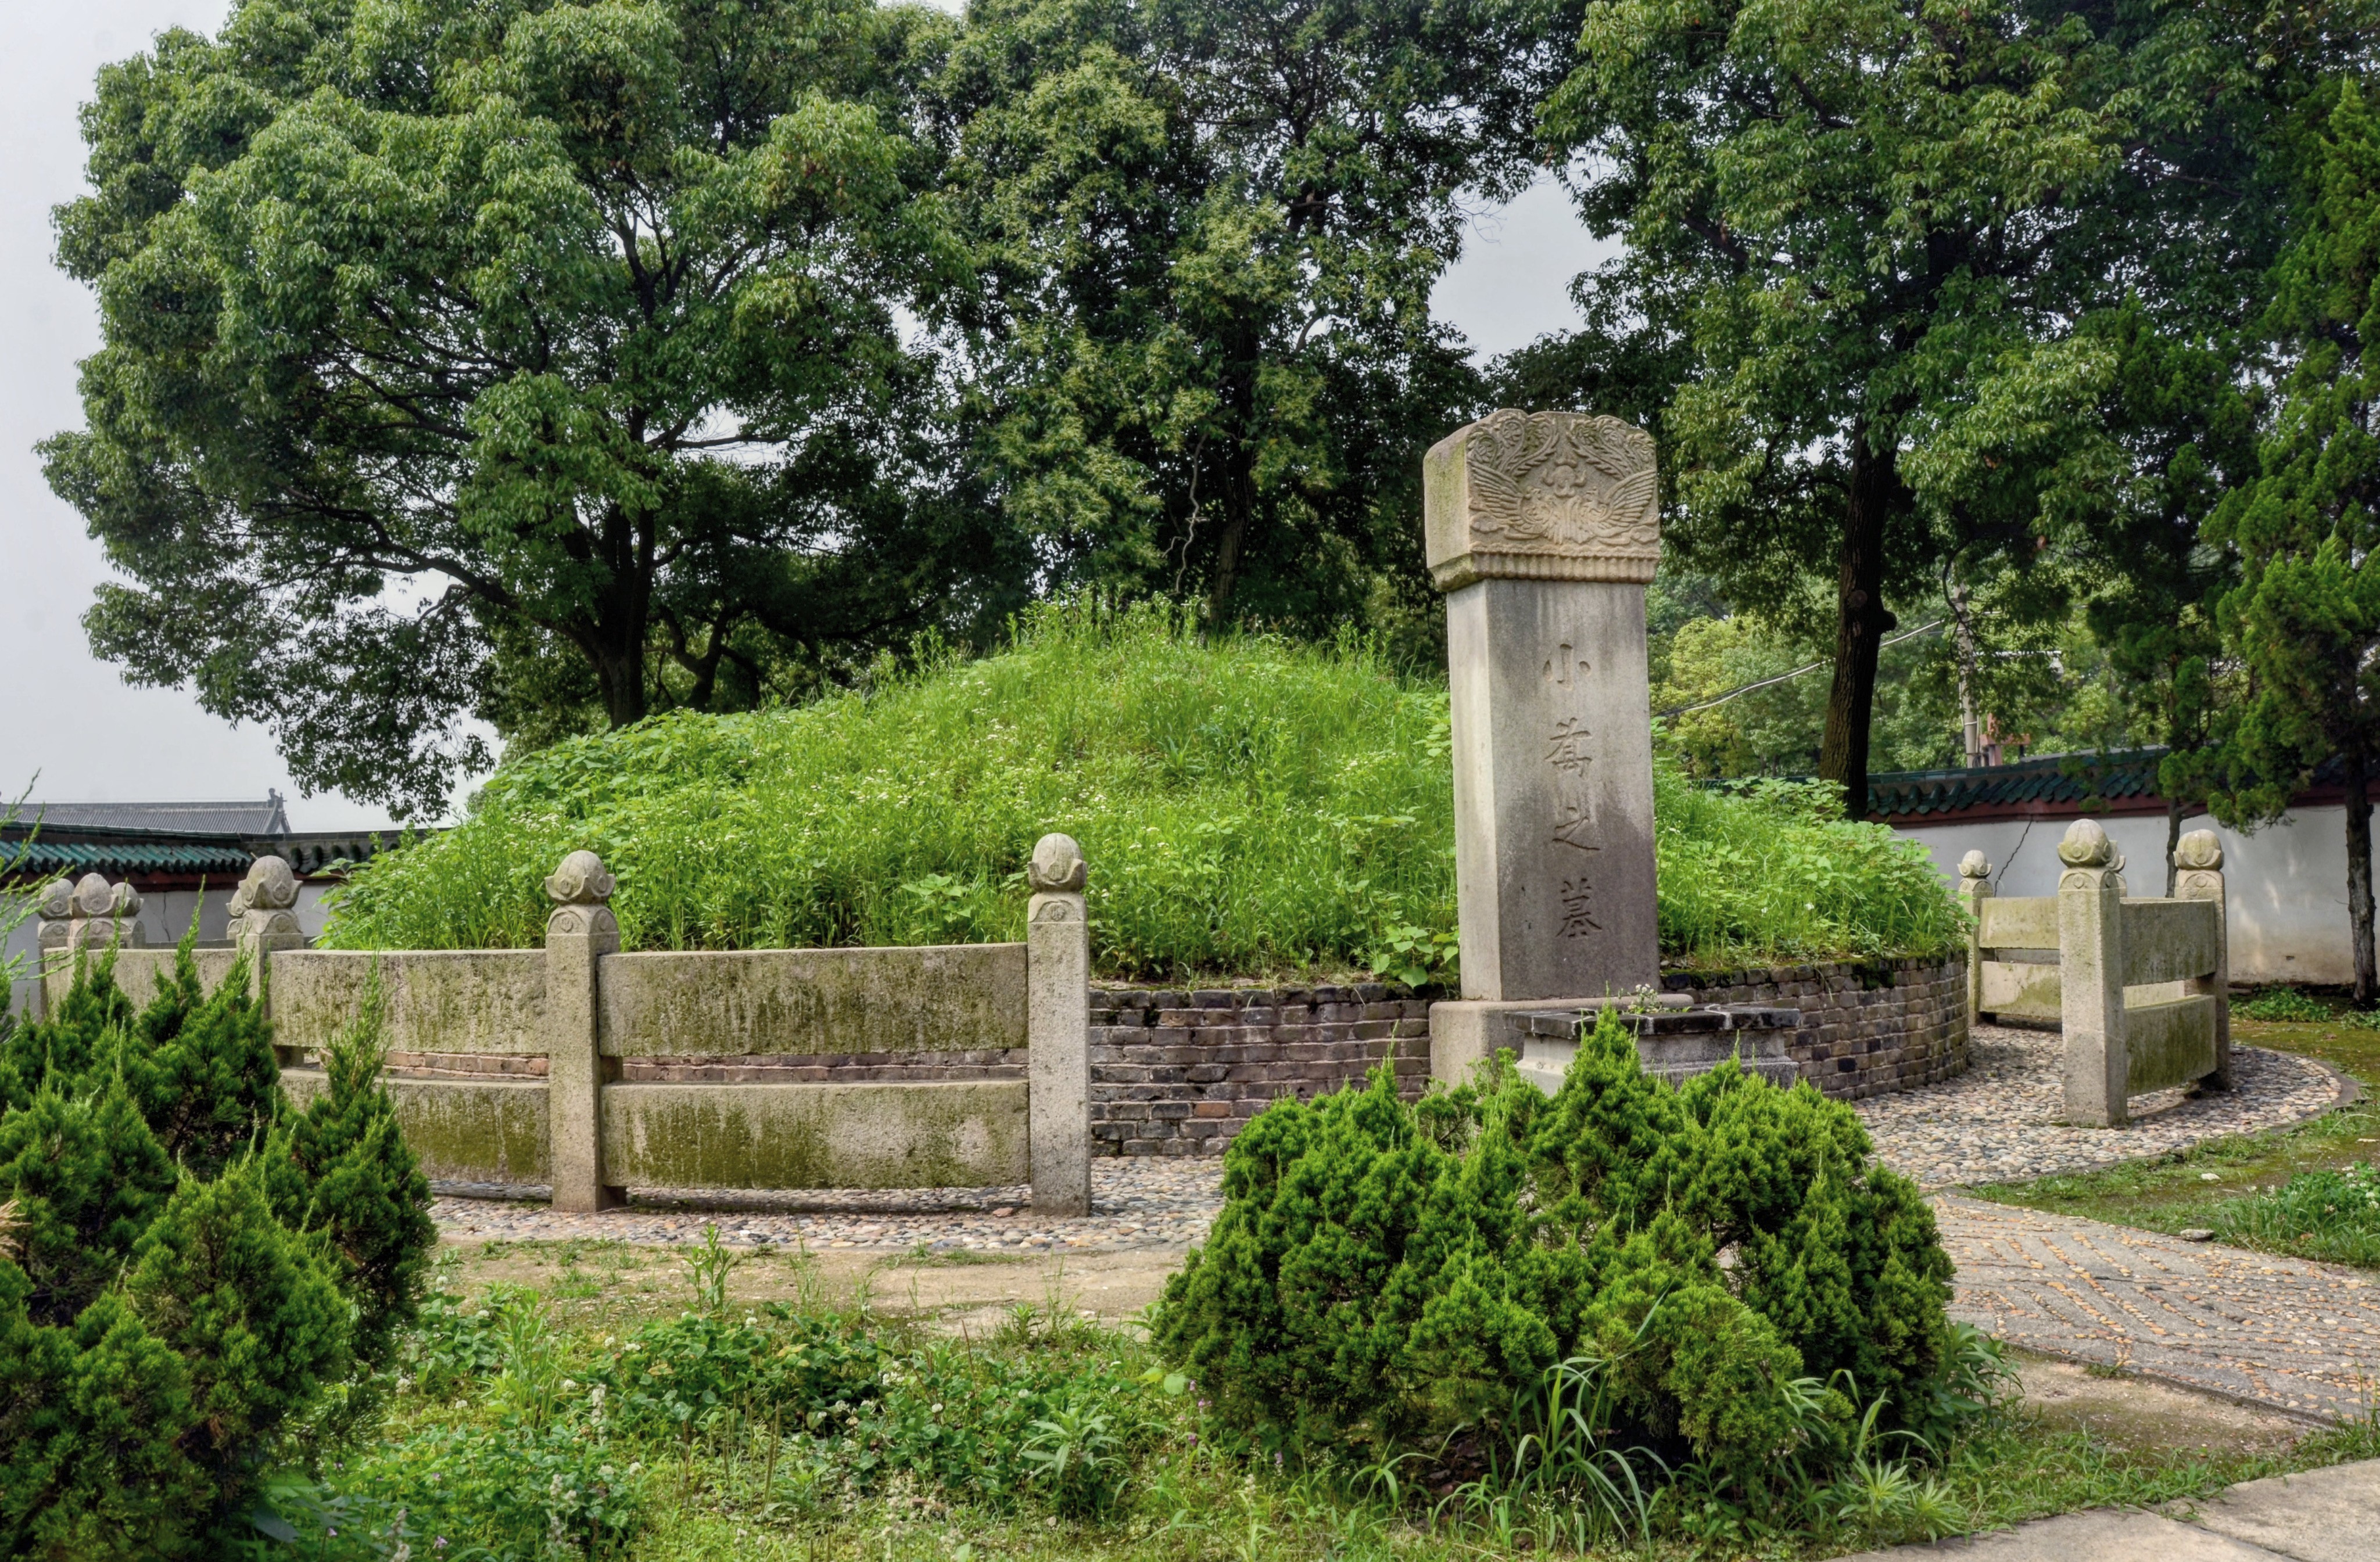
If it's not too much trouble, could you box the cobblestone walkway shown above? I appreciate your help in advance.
[1866,1028,2345,1190]
[1938,1195,2380,1423]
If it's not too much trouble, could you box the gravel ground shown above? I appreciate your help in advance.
[429,1024,2349,1252]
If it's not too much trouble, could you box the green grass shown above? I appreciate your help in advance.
[321,604,1961,981]
[259,1242,2380,1562]
[1972,1017,2380,1266]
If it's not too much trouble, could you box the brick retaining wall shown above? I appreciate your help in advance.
[370,956,1966,1157]
[1091,956,1967,1155]
[1662,955,1969,1100]
[1088,985,1433,1157]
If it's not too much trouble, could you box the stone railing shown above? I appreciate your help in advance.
[37,838,1094,1214]
[1961,820,2230,1126]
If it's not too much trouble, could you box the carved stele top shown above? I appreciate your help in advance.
[1422,410,1659,590]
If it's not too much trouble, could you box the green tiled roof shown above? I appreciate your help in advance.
[1865,750,2168,820]
[0,841,257,878]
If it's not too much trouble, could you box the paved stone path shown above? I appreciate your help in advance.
[1936,1195,2380,1423]
[1840,1457,2380,1560]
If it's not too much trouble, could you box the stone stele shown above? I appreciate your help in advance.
[1424,409,1661,1009]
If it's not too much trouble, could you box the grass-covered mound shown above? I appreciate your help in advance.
[323,606,1961,978]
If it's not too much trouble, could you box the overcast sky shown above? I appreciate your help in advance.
[0,2,1607,832]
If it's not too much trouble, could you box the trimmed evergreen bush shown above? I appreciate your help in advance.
[1153,1007,1957,1495]
[0,945,436,1554]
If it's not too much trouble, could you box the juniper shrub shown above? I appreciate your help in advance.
[1153,1006,1956,1496]
[0,952,435,1553]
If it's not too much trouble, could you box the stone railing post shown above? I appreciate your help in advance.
[2175,828,2231,1091]
[30,879,72,1017]
[64,872,144,955]
[1957,850,1993,1030]
[1026,833,1091,1217]
[230,855,309,1007]
[2058,820,2128,1126]
[545,850,623,1212]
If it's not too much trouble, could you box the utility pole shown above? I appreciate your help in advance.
[1951,576,1983,769]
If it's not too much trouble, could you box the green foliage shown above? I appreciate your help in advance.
[321,605,1959,975]
[130,946,278,1183]
[271,969,439,1373]
[0,1076,177,1327]
[2240,988,2336,1024]
[43,0,984,814]
[2210,78,2380,1000]
[124,1161,353,1510]
[2199,1162,2380,1269]
[1153,1008,1960,1496]
[937,0,1557,651]
[0,953,436,1553]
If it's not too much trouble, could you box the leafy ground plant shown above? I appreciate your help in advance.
[320,604,1962,979]
[2239,987,2338,1023]
[252,1222,2380,1562]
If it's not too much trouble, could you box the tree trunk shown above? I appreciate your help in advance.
[2164,796,2184,898]
[1818,429,1899,817]
[2348,742,2378,1007]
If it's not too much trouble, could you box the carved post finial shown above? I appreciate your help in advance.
[1958,849,1992,880]
[2057,818,2115,868]
[1026,834,1088,895]
[546,850,616,906]
[33,879,72,951]
[544,850,618,942]
[230,854,309,955]
[2175,829,2223,872]
[65,872,144,951]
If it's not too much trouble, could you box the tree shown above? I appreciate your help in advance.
[933,0,1572,647]
[1536,0,2246,812]
[45,0,995,816]
[2210,78,2380,1006]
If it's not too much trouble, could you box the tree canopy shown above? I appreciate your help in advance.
[46,0,990,814]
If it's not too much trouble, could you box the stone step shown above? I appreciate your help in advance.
[1504,1004,1804,1096]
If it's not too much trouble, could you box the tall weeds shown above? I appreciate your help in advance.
[322,603,1959,976]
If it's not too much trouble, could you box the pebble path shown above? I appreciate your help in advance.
[1864,1026,2349,1190]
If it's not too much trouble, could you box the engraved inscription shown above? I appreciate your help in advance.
[1558,878,1600,938]
[1546,717,1592,775]
[1543,643,1590,685]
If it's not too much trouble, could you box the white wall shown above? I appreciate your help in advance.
[1897,805,2370,985]
[3,878,337,1015]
